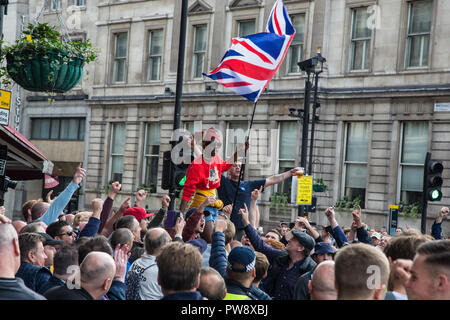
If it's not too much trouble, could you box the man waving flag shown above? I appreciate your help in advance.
[203,0,295,102]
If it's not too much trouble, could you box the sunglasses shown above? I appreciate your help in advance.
[58,231,74,237]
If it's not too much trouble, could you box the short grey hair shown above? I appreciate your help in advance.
[0,224,17,249]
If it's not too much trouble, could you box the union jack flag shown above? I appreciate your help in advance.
[203,0,295,102]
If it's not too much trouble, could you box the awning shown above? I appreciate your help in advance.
[0,125,53,180]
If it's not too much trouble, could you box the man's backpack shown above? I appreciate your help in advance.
[125,264,154,300]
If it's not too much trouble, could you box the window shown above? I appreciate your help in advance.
[350,7,372,70]
[51,0,61,11]
[112,33,128,83]
[226,122,248,159]
[75,0,85,6]
[147,29,163,81]
[286,14,305,73]
[406,0,432,68]
[278,122,298,195]
[343,122,369,207]
[192,25,207,78]
[143,123,160,192]
[109,123,125,182]
[399,122,428,206]
[31,118,85,141]
[238,20,255,37]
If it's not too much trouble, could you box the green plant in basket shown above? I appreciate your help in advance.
[0,23,99,92]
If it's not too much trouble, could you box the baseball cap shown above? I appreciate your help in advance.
[185,207,198,220]
[227,246,256,273]
[37,232,64,246]
[289,230,316,251]
[371,232,382,240]
[311,242,336,256]
[123,206,155,221]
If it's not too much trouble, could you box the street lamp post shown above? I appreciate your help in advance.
[292,50,326,217]
[168,0,188,211]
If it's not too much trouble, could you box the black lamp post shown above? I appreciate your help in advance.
[292,49,326,217]
[168,0,188,211]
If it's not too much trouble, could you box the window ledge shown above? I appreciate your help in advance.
[98,0,150,8]
[399,67,430,74]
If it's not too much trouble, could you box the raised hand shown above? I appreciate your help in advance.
[117,197,131,215]
[45,190,55,204]
[295,216,311,230]
[214,219,228,233]
[390,258,413,285]
[352,205,362,228]
[201,195,217,208]
[135,189,148,204]
[73,163,86,185]
[222,204,233,217]
[161,195,171,209]
[174,215,186,236]
[110,181,122,194]
[238,203,250,227]
[113,244,129,283]
[324,207,335,220]
[290,167,302,177]
[92,198,104,218]
[251,186,263,202]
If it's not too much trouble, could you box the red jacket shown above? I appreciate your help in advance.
[181,155,232,202]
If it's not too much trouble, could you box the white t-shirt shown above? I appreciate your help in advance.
[128,253,162,300]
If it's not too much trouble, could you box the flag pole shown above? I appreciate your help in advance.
[231,100,258,217]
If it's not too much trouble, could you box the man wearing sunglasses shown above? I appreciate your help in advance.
[46,221,76,246]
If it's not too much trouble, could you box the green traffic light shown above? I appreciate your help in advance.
[179,175,186,186]
[431,189,441,200]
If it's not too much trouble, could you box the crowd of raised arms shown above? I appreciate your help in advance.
[0,128,449,301]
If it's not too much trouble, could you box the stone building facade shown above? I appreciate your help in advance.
[8,0,450,234]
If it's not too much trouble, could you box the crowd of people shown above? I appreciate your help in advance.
[0,127,449,300]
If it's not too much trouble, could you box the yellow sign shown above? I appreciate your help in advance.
[297,175,313,205]
[389,205,399,209]
[0,90,11,110]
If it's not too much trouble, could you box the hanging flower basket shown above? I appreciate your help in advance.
[6,49,85,93]
[312,178,327,192]
[0,23,98,93]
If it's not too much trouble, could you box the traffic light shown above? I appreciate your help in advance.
[161,147,190,192]
[424,158,443,202]
[173,162,188,191]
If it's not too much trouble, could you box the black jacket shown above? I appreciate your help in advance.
[261,252,316,298]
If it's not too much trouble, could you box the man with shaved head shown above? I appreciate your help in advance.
[308,261,336,300]
[126,227,172,300]
[0,222,46,299]
[198,267,226,300]
[44,251,116,300]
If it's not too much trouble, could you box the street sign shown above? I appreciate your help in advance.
[297,175,313,205]
[0,90,11,126]
[434,102,450,112]
[388,205,399,236]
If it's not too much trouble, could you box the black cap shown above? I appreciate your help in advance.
[290,230,315,251]
[37,232,64,246]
